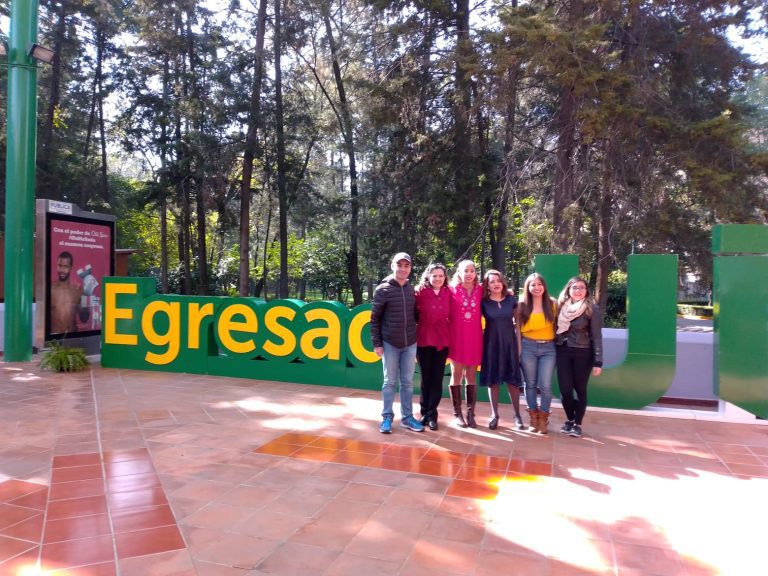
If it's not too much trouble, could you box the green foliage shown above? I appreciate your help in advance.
[39,342,90,373]
[604,270,627,328]
[1,0,763,302]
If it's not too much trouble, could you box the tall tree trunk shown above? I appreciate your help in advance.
[322,4,362,305]
[552,0,584,253]
[261,198,272,298]
[40,1,67,200]
[239,0,269,296]
[173,9,192,295]
[493,1,519,274]
[97,43,109,205]
[595,145,614,309]
[186,8,208,295]
[160,54,170,293]
[452,0,474,255]
[275,0,289,298]
[82,28,101,208]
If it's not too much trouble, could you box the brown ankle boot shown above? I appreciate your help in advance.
[465,386,477,428]
[449,386,467,428]
[527,408,540,433]
[538,410,550,434]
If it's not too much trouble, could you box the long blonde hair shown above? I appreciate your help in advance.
[450,259,479,287]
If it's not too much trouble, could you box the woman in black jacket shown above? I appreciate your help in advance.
[555,277,603,438]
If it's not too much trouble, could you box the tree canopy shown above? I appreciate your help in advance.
[0,0,766,305]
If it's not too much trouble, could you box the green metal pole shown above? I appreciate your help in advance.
[4,0,40,362]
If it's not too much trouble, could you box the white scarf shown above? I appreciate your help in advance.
[557,299,587,334]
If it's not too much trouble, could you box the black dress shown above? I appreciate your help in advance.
[479,295,521,386]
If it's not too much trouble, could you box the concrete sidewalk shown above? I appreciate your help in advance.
[0,362,766,575]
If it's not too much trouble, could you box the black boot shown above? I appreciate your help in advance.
[465,385,477,428]
[449,386,467,428]
[489,386,500,430]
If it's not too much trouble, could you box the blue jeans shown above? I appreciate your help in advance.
[520,339,556,413]
[381,342,417,420]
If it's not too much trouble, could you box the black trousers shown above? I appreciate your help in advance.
[418,346,449,420]
[556,344,593,425]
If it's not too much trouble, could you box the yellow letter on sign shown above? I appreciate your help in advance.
[301,308,341,360]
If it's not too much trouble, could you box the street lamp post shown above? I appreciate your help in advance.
[4,0,41,362]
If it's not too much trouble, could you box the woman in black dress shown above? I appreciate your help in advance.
[479,270,524,430]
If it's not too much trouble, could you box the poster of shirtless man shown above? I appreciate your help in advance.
[47,216,110,336]
[50,251,90,334]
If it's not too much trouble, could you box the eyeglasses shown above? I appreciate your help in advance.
[570,286,587,291]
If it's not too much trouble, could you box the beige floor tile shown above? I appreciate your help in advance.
[253,541,340,576]
[322,552,401,576]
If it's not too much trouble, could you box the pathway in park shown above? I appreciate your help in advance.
[0,361,765,575]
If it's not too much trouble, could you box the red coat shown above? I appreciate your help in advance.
[415,286,451,350]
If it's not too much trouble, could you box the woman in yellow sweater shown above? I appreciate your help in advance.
[516,273,557,433]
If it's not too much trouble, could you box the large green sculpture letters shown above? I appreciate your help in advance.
[713,224,768,418]
[534,253,678,409]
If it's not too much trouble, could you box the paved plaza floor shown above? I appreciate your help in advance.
[0,362,766,575]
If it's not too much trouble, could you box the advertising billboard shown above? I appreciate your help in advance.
[46,214,114,337]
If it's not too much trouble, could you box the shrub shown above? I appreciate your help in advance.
[604,270,627,328]
[39,342,90,372]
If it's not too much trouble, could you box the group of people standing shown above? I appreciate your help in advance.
[370,252,603,438]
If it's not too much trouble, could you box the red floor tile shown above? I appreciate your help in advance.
[369,454,419,473]
[446,479,500,500]
[253,442,302,457]
[0,512,44,542]
[49,478,105,501]
[0,479,47,503]
[412,459,461,478]
[9,488,49,510]
[422,448,467,466]
[111,504,177,534]
[109,487,169,511]
[292,446,341,462]
[455,466,506,483]
[47,495,108,521]
[44,513,112,544]
[273,432,319,445]
[51,464,104,484]
[52,453,101,469]
[102,448,150,463]
[383,445,431,460]
[0,504,40,530]
[0,547,40,573]
[41,533,114,569]
[340,440,390,455]
[0,533,38,562]
[104,459,156,477]
[308,437,352,450]
[511,459,553,476]
[115,524,185,559]
[106,472,162,494]
[329,451,378,466]
[43,561,117,575]
[464,454,510,471]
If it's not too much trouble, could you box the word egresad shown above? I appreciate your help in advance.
[100,224,768,418]
[101,277,382,389]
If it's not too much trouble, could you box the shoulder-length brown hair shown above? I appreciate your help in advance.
[481,269,509,300]
[415,263,449,293]
[518,273,556,325]
[557,276,594,318]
